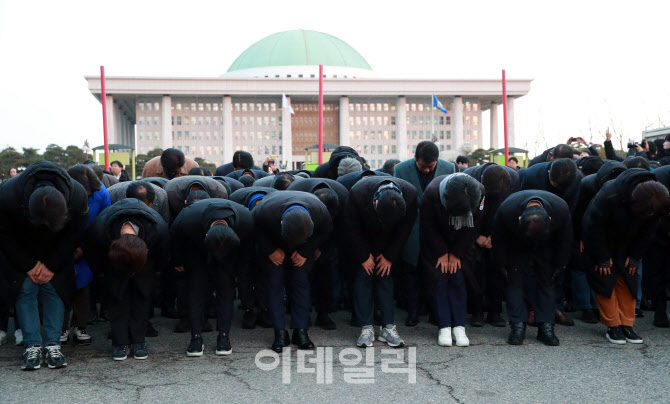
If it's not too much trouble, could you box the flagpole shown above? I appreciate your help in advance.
[318,64,324,165]
[502,69,509,166]
[430,95,435,142]
[100,66,110,171]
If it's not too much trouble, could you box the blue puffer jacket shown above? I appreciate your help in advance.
[75,185,111,289]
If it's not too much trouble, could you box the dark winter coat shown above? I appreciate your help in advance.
[313,146,363,180]
[336,170,390,190]
[0,161,89,304]
[213,176,244,194]
[519,161,581,214]
[491,190,573,285]
[287,178,350,214]
[214,162,262,177]
[142,177,169,189]
[229,187,277,210]
[226,169,271,181]
[344,176,418,265]
[164,176,229,220]
[170,199,253,267]
[252,191,333,259]
[582,168,660,297]
[107,181,171,224]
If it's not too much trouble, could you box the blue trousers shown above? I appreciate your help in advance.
[352,266,394,327]
[15,277,64,347]
[571,270,596,310]
[433,270,467,328]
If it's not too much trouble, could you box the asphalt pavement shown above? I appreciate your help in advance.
[1,308,669,404]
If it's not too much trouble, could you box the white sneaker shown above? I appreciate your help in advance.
[15,329,23,346]
[74,327,91,343]
[0,330,7,346]
[60,330,70,343]
[453,326,470,347]
[438,327,452,346]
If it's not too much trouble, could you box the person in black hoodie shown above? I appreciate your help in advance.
[571,161,626,323]
[214,150,262,176]
[288,178,349,330]
[464,163,520,327]
[252,191,332,352]
[85,198,168,361]
[170,199,253,357]
[0,161,88,370]
[583,169,670,344]
[492,190,572,346]
[336,170,390,190]
[313,146,364,180]
[345,176,417,348]
[643,166,670,327]
[421,173,483,347]
[164,176,229,221]
[225,169,271,181]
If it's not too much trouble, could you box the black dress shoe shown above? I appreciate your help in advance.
[581,309,598,324]
[257,310,273,328]
[486,312,506,327]
[242,310,257,329]
[653,312,670,328]
[471,312,485,327]
[272,329,290,353]
[537,323,560,346]
[315,313,336,330]
[173,318,190,333]
[404,313,419,327]
[146,321,159,337]
[635,309,645,318]
[508,322,526,345]
[555,310,575,326]
[291,329,315,350]
[161,306,179,319]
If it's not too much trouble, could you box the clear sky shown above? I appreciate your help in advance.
[0,0,668,157]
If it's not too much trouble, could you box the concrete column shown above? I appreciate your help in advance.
[506,96,516,147]
[339,96,350,147]
[105,95,116,145]
[128,119,135,149]
[452,96,464,155]
[160,95,172,151]
[281,95,293,169]
[490,102,499,149]
[222,96,233,163]
[396,96,407,161]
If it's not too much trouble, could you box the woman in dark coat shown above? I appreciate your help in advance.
[420,173,483,347]
[583,168,670,344]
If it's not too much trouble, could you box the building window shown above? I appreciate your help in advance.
[439,116,444,125]
[154,102,159,111]
[391,116,396,125]
[213,103,219,111]
[154,117,159,125]
[465,102,471,112]
[465,116,471,125]
[176,103,182,110]
[177,116,182,125]
[447,131,452,139]
[473,130,479,140]
[473,103,479,111]
[147,103,152,111]
[206,103,211,111]
[139,102,144,111]
[391,145,396,154]
[473,116,479,125]
[446,117,451,125]
[184,116,190,125]
[198,103,204,111]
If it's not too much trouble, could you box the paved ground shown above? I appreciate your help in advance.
[1,308,669,404]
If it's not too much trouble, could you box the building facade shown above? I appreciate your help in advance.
[86,30,531,169]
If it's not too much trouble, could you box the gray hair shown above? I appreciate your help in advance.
[337,157,362,176]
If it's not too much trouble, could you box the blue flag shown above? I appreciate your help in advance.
[432,95,448,114]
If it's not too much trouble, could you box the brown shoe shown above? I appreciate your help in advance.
[527,311,537,327]
[555,310,575,326]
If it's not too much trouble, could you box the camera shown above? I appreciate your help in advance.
[627,142,639,148]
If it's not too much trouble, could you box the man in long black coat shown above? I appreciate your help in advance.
[345,176,417,348]
[313,146,363,180]
[336,170,390,190]
[288,178,349,329]
[0,161,89,370]
[463,163,519,326]
[583,168,670,344]
[252,191,332,352]
[85,198,168,360]
[492,190,572,346]
[225,169,271,181]
[170,199,253,357]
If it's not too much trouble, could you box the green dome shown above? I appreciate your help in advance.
[227,30,372,72]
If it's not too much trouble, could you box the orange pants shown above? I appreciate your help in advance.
[595,275,635,327]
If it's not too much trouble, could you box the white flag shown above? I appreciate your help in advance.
[282,93,295,115]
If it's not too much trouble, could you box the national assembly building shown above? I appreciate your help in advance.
[85,29,532,170]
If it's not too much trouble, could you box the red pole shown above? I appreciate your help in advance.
[502,69,509,166]
[100,66,110,171]
[318,64,324,165]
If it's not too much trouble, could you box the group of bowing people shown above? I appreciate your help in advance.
[2,137,670,372]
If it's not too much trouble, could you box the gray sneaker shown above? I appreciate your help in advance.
[43,344,67,369]
[356,326,375,347]
[378,324,405,348]
[21,345,42,370]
